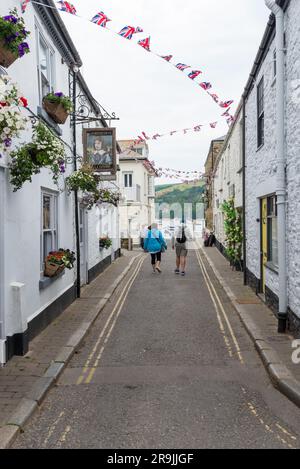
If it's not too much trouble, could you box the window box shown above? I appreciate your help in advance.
[39,269,65,290]
[43,99,69,125]
[44,260,65,278]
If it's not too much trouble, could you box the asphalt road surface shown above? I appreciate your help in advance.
[13,246,300,449]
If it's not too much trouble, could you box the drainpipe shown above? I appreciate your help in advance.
[264,0,287,333]
[242,96,247,286]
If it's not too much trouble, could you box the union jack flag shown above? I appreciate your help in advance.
[210,122,218,129]
[91,12,111,28]
[220,100,234,108]
[161,55,173,62]
[227,115,235,125]
[57,1,77,15]
[142,131,150,140]
[176,63,191,71]
[222,108,231,116]
[199,82,212,90]
[152,134,162,140]
[194,125,202,132]
[21,0,30,13]
[118,26,143,40]
[209,93,219,103]
[188,70,202,80]
[138,37,151,51]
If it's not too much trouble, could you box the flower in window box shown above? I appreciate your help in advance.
[0,8,30,68]
[99,236,112,250]
[44,248,75,277]
[43,91,73,124]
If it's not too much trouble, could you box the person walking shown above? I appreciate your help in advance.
[172,222,192,276]
[143,223,167,273]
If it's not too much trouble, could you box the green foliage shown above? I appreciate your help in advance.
[9,122,65,191]
[155,182,205,219]
[0,9,30,57]
[66,166,98,193]
[99,236,112,250]
[44,92,73,113]
[221,199,243,265]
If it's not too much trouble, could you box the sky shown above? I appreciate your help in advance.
[58,0,270,183]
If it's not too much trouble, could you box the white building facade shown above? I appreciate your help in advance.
[212,103,243,255]
[244,0,300,334]
[0,0,120,363]
[118,141,156,245]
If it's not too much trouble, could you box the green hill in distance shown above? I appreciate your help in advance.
[155,181,205,220]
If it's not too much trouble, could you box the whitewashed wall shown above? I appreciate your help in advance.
[213,106,243,246]
[0,2,75,343]
[118,159,155,240]
[245,0,300,319]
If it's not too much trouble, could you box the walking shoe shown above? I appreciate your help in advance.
[181,271,186,276]
[156,266,162,273]
[174,269,180,274]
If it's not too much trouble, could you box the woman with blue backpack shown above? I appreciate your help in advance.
[143,223,167,273]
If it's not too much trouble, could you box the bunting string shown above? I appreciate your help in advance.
[21,1,235,123]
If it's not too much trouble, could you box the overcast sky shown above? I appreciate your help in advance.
[59,0,270,183]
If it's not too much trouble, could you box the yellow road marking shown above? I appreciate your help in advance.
[276,423,297,441]
[43,411,65,447]
[195,250,233,358]
[84,256,145,385]
[196,247,244,364]
[76,255,144,385]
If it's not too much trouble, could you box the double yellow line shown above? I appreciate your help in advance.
[76,255,145,385]
[195,247,244,364]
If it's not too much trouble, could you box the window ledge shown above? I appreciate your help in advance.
[39,269,65,290]
[37,107,63,136]
[266,262,279,275]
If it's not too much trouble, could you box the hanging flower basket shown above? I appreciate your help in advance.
[0,9,30,68]
[0,39,18,68]
[43,92,72,124]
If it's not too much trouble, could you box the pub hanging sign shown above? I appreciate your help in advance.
[83,128,117,176]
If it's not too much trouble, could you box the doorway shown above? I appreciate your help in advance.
[261,197,268,294]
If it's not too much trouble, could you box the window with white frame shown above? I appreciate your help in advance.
[41,191,58,270]
[123,173,133,188]
[36,24,56,103]
[257,77,264,148]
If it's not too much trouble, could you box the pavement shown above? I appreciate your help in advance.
[200,243,300,407]
[0,250,141,449]
[7,245,300,449]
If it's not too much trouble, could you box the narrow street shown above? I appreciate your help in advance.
[12,246,300,449]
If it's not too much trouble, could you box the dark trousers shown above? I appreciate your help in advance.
[151,252,162,265]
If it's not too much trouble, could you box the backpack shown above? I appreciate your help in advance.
[176,228,187,244]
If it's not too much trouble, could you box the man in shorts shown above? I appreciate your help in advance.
[172,222,192,276]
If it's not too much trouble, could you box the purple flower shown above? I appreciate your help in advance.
[18,42,30,57]
[55,92,64,98]
[3,15,18,24]
[5,33,19,44]
[4,138,12,148]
